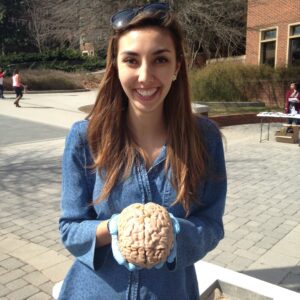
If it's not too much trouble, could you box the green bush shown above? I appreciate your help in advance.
[0,49,106,72]
[190,63,262,102]
[189,63,300,103]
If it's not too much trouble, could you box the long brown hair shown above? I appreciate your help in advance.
[87,11,207,212]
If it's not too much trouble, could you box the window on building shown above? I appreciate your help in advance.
[289,25,300,66]
[260,29,277,67]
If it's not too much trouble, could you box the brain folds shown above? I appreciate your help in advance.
[117,203,174,268]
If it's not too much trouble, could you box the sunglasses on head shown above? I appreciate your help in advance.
[110,2,170,30]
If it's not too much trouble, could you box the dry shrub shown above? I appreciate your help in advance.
[3,69,104,91]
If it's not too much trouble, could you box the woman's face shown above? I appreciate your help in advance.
[117,27,180,118]
[290,83,296,90]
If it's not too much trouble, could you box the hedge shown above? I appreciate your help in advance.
[189,63,300,104]
[0,49,106,73]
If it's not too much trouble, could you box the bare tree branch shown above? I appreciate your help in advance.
[23,0,247,66]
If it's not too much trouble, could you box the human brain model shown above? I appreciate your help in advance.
[118,202,174,269]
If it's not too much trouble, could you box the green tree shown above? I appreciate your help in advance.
[0,0,34,54]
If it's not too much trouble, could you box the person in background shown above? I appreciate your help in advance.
[58,3,227,300]
[285,81,300,125]
[0,67,6,99]
[12,69,23,107]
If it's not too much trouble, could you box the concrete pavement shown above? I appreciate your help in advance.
[0,91,299,299]
[206,124,300,293]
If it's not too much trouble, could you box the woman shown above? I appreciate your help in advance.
[59,3,227,300]
[12,69,23,107]
[285,81,300,125]
[0,67,6,99]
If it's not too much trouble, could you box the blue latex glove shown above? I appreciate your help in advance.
[108,214,141,271]
[166,213,180,264]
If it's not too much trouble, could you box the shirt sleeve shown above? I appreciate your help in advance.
[59,121,110,271]
[169,119,227,271]
[285,91,291,113]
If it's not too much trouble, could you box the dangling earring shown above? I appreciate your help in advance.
[172,74,177,81]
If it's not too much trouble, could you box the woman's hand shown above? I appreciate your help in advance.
[96,220,111,247]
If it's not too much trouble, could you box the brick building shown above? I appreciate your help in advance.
[246,0,300,67]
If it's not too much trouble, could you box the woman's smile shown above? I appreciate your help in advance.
[135,87,159,101]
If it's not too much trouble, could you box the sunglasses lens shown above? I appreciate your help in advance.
[111,9,136,29]
[143,3,169,12]
[111,3,170,30]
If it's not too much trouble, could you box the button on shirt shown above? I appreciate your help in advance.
[58,118,227,300]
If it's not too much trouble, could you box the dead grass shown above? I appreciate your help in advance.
[3,69,104,91]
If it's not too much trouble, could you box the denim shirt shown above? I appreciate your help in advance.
[58,117,227,300]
